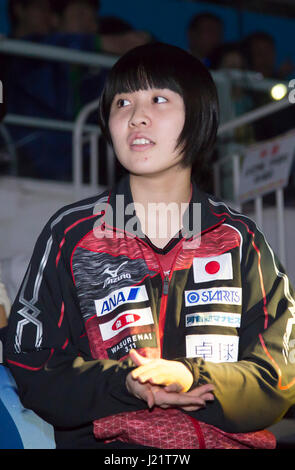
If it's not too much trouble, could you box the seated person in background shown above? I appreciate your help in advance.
[51,0,151,56]
[241,31,295,181]
[187,12,224,68]
[4,42,295,450]
[242,31,294,80]
[9,0,151,55]
[8,0,56,38]
[5,0,151,181]
[210,42,255,145]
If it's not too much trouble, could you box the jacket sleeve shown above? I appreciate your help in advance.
[4,215,146,429]
[181,220,295,433]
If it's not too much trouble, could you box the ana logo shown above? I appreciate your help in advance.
[112,313,140,331]
[185,287,242,306]
[193,253,233,284]
[95,285,148,316]
[102,261,131,288]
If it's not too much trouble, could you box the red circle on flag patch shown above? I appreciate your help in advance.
[205,261,220,275]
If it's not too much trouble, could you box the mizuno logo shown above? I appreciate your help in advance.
[101,261,130,288]
[102,261,128,279]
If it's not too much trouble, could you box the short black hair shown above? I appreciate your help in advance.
[188,12,223,33]
[8,0,49,27]
[99,16,133,35]
[244,31,275,46]
[98,42,219,181]
[51,0,100,16]
[242,32,275,69]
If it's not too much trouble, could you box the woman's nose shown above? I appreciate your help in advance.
[128,105,151,128]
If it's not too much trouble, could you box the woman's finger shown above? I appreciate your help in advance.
[129,349,151,367]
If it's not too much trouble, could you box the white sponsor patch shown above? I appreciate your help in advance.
[186,312,241,328]
[185,288,242,307]
[185,334,239,362]
[95,285,148,317]
[99,307,154,341]
[193,253,233,283]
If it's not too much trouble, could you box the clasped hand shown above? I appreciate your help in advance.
[125,349,214,411]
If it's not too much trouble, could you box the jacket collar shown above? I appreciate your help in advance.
[103,174,223,239]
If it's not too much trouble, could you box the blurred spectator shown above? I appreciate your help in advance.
[8,0,57,38]
[240,31,295,147]
[4,0,151,181]
[99,16,135,35]
[187,12,224,68]
[52,0,99,35]
[211,42,255,144]
[211,42,247,71]
[51,0,151,57]
[242,31,294,80]
[237,33,295,205]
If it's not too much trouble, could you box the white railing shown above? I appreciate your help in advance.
[0,37,117,67]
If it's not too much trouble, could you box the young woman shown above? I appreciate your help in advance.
[5,43,295,449]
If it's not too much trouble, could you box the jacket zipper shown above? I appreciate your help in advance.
[157,249,183,355]
[133,237,179,356]
[163,275,170,295]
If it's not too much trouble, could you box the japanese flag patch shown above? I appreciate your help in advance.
[193,253,233,284]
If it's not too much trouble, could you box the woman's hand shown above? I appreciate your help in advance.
[125,371,156,408]
[126,369,214,412]
[129,349,194,392]
[152,383,215,411]
[126,349,215,411]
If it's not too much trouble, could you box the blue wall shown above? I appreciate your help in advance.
[0,0,294,68]
[99,0,295,68]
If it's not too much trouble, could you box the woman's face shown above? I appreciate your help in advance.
[108,88,186,177]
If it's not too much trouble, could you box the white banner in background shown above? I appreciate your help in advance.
[239,133,295,202]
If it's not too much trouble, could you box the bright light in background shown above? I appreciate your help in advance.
[271,84,288,100]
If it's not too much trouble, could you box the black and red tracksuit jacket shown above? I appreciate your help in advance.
[4,175,295,448]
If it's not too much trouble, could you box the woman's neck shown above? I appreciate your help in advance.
[129,167,192,248]
[130,167,192,206]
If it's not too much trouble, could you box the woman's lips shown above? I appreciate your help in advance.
[128,134,155,151]
[130,141,155,151]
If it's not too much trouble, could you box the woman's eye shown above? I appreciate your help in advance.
[153,96,167,104]
[117,98,130,108]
